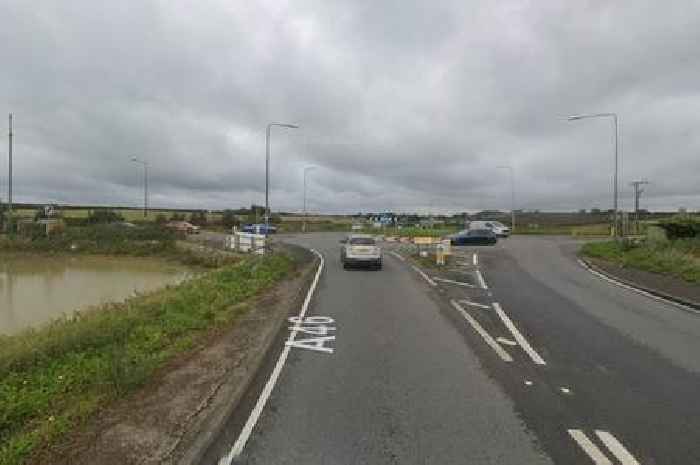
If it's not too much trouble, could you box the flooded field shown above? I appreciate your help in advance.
[0,254,190,336]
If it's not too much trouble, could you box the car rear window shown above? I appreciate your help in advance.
[350,237,375,245]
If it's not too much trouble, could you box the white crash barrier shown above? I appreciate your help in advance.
[226,232,267,254]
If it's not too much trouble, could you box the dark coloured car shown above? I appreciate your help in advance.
[449,229,497,246]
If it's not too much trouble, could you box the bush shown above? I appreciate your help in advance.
[657,217,700,239]
[87,209,124,224]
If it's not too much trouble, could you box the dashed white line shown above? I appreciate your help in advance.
[433,276,476,288]
[475,269,488,289]
[412,265,437,286]
[560,387,572,394]
[492,302,547,365]
[450,300,513,362]
[219,249,325,464]
[473,253,479,266]
[595,431,641,465]
[389,251,405,262]
[568,429,613,465]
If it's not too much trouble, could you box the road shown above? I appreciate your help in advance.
[205,233,700,464]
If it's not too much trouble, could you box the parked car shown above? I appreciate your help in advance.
[340,234,382,269]
[468,220,510,237]
[242,223,277,235]
[165,220,196,234]
[448,229,498,246]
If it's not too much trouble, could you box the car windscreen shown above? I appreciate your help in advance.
[350,237,375,245]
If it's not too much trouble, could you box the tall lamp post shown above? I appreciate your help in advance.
[567,113,620,237]
[130,157,149,218]
[303,165,316,233]
[497,165,515,232]
[265,122,299,231]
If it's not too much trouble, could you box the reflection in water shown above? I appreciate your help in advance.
[0,255,189,336]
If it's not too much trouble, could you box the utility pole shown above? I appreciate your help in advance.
[630,179,649,233]
[8,113,13,228]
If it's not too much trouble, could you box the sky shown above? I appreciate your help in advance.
[1,0,699,214]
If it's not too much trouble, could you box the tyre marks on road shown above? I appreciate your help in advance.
[568,430,641,465]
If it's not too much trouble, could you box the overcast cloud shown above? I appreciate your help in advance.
[1,0,699,214]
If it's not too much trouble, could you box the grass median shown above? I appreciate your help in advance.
[580,239,700,283]
[0,253,295,465]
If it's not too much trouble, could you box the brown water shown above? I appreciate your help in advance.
[0,255,190,336]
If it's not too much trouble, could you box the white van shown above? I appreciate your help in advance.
[468,220,510,237]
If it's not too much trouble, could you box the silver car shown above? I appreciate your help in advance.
[340,234,382,270]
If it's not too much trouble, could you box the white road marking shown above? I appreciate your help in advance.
[560,387,572,394]
[412,265,437,286]
[492,302,547,365]
[450,300,513,362]
[475,269,488,289]
[578,259,699,315]
[595,431,641,465]
[496,337,518,346]
[473,253,479,266]
[219,249,325,464]
[433,276,476,288]
[524,380,533,386]
[568,429,613,465]
[389,251,405,262]
[458,299,491,309]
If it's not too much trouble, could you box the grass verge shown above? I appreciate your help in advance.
[0,253,295,465]
[580,239,700,283]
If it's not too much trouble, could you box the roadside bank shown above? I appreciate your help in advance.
[0,239,309,465]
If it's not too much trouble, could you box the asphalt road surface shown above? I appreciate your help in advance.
[205,233,700,465]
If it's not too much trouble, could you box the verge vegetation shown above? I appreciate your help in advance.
[0,253,296,465]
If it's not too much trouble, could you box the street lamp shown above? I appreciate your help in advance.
[130,157,149,218]
[567,112,620,236]
[497,165,515,232]
[265,122,299,230]
[303,165,317,233]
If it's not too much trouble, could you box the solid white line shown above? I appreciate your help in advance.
[411,265,437,286]
[475,269,488,289]
[433,277,476,288]
[389,251,405,262]
[568,429,613,465]
[578,259,699,315]
[473,253,478,266]
[595,431,640,465]
[450,300,513,362]
[219,249,325,464]
[492,302,546,365]
[458,299,491,309]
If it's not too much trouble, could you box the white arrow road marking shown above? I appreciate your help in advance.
[433,277,476,288]
[458,299,491,309]
[595,431,641,465]
[492,302,547,365]
[568,430,613,465]
[450,300,513,362]
[219,249,325,464]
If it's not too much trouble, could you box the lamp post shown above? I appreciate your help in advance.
[130,157,149,218]
[497,165,515,232]
[303,165,316,233]
[567,112,620,236]
[7,114,13,230]
[265,122,299,231]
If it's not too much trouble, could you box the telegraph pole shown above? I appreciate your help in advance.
[8,114,13,224]
[630,179,649,233]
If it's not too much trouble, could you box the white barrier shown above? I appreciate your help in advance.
[226,232,267,254]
